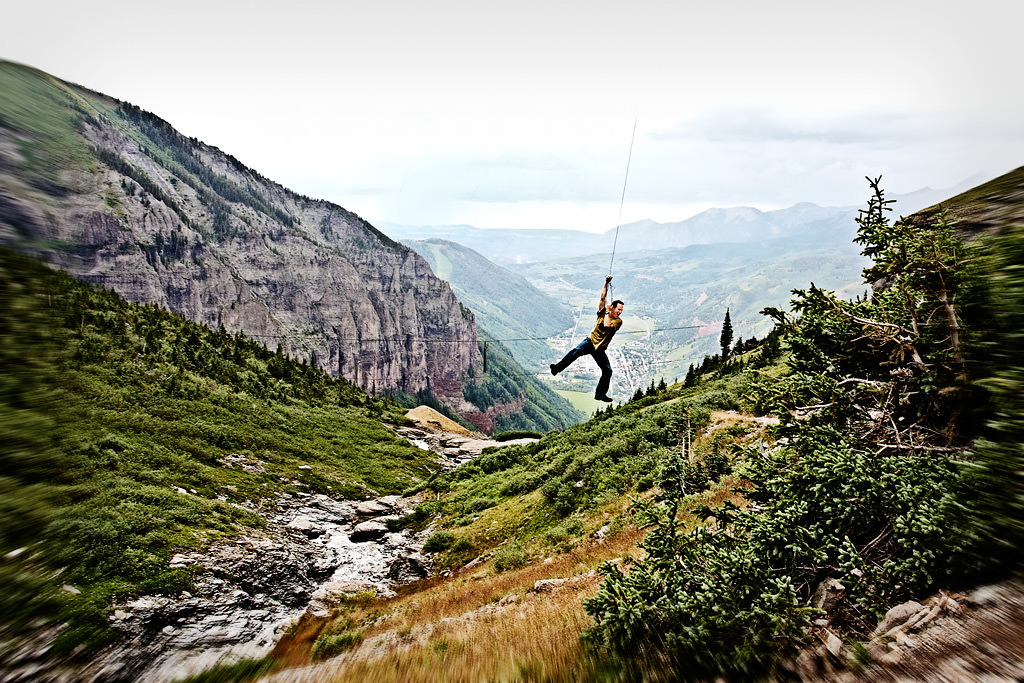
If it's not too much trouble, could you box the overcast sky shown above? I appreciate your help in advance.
[6,0,1023,232]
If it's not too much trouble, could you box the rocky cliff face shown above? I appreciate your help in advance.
[0,62,479,400]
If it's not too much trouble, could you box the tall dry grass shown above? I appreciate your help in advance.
[266,526,644,682]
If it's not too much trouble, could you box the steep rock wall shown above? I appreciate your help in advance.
[0,69,480,399]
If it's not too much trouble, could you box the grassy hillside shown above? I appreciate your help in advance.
[260,356,779,681]
[0,248,438,654]
[0,62,97,191]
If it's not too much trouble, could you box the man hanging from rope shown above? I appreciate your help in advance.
[550,275,624,402]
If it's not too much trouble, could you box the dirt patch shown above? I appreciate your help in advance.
[709,409,780,431]
[404,406,478,437]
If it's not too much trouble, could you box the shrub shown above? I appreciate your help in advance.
[423,530,456,553]
[449,536,472,551]
[465,497,495,513]
[492,544,527,573]
[498,470,543,496]
[311,630,364,660]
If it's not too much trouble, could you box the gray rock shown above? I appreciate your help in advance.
[285,515,314,530]
[812,578,846,613]
[23,490,430,683]
[388,551,431,582]
[874,600,925,635]
[822,629,843,657]
[354,500,391,517]
[350,521,389,542]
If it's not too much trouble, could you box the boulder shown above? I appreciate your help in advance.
[354,500,391,517]
[286,515,317,535]
[388,551,431,582]
[812,578,846,613]
[874,600,925,635]
[350,521,389,543]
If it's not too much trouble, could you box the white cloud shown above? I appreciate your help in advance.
[4,0,1023,229]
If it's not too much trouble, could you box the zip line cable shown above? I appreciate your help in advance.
[242,324,702,345]
[608,118,637,283]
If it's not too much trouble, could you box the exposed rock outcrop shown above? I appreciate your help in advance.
[777,582,1024,682]
[0,63,480,401]
[0,492,431,683]
[398,406,539,469]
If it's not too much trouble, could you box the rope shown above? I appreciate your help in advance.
[242,324,702,344]
[608,118,637,282]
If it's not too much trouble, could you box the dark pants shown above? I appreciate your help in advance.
[552,338,612,396]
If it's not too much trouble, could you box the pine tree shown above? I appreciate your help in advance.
[720,308,733,362]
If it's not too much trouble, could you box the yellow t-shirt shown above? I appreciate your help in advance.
[588,308,623,351]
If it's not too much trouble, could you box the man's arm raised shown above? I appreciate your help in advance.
[599,275,612,318]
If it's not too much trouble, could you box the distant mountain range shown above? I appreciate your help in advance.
[379,181,979,268]
[379,179,982,394]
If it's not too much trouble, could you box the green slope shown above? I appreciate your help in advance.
[0,247,436,652]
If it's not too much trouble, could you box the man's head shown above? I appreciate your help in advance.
[609,299,624,318]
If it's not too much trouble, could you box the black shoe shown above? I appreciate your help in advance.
[595,394,613,402]
[550,364,559,375]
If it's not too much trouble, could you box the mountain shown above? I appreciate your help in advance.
[379,204,856,267]
[905,165,1024,237]
[401,238,574,370]
[0,60,579,431]
[380,222,609,266]
[609,202,860,253]
[379,180,977,269]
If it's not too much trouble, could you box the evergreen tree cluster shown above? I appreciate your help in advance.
[116,102,296,238]
[682,323,784,388]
